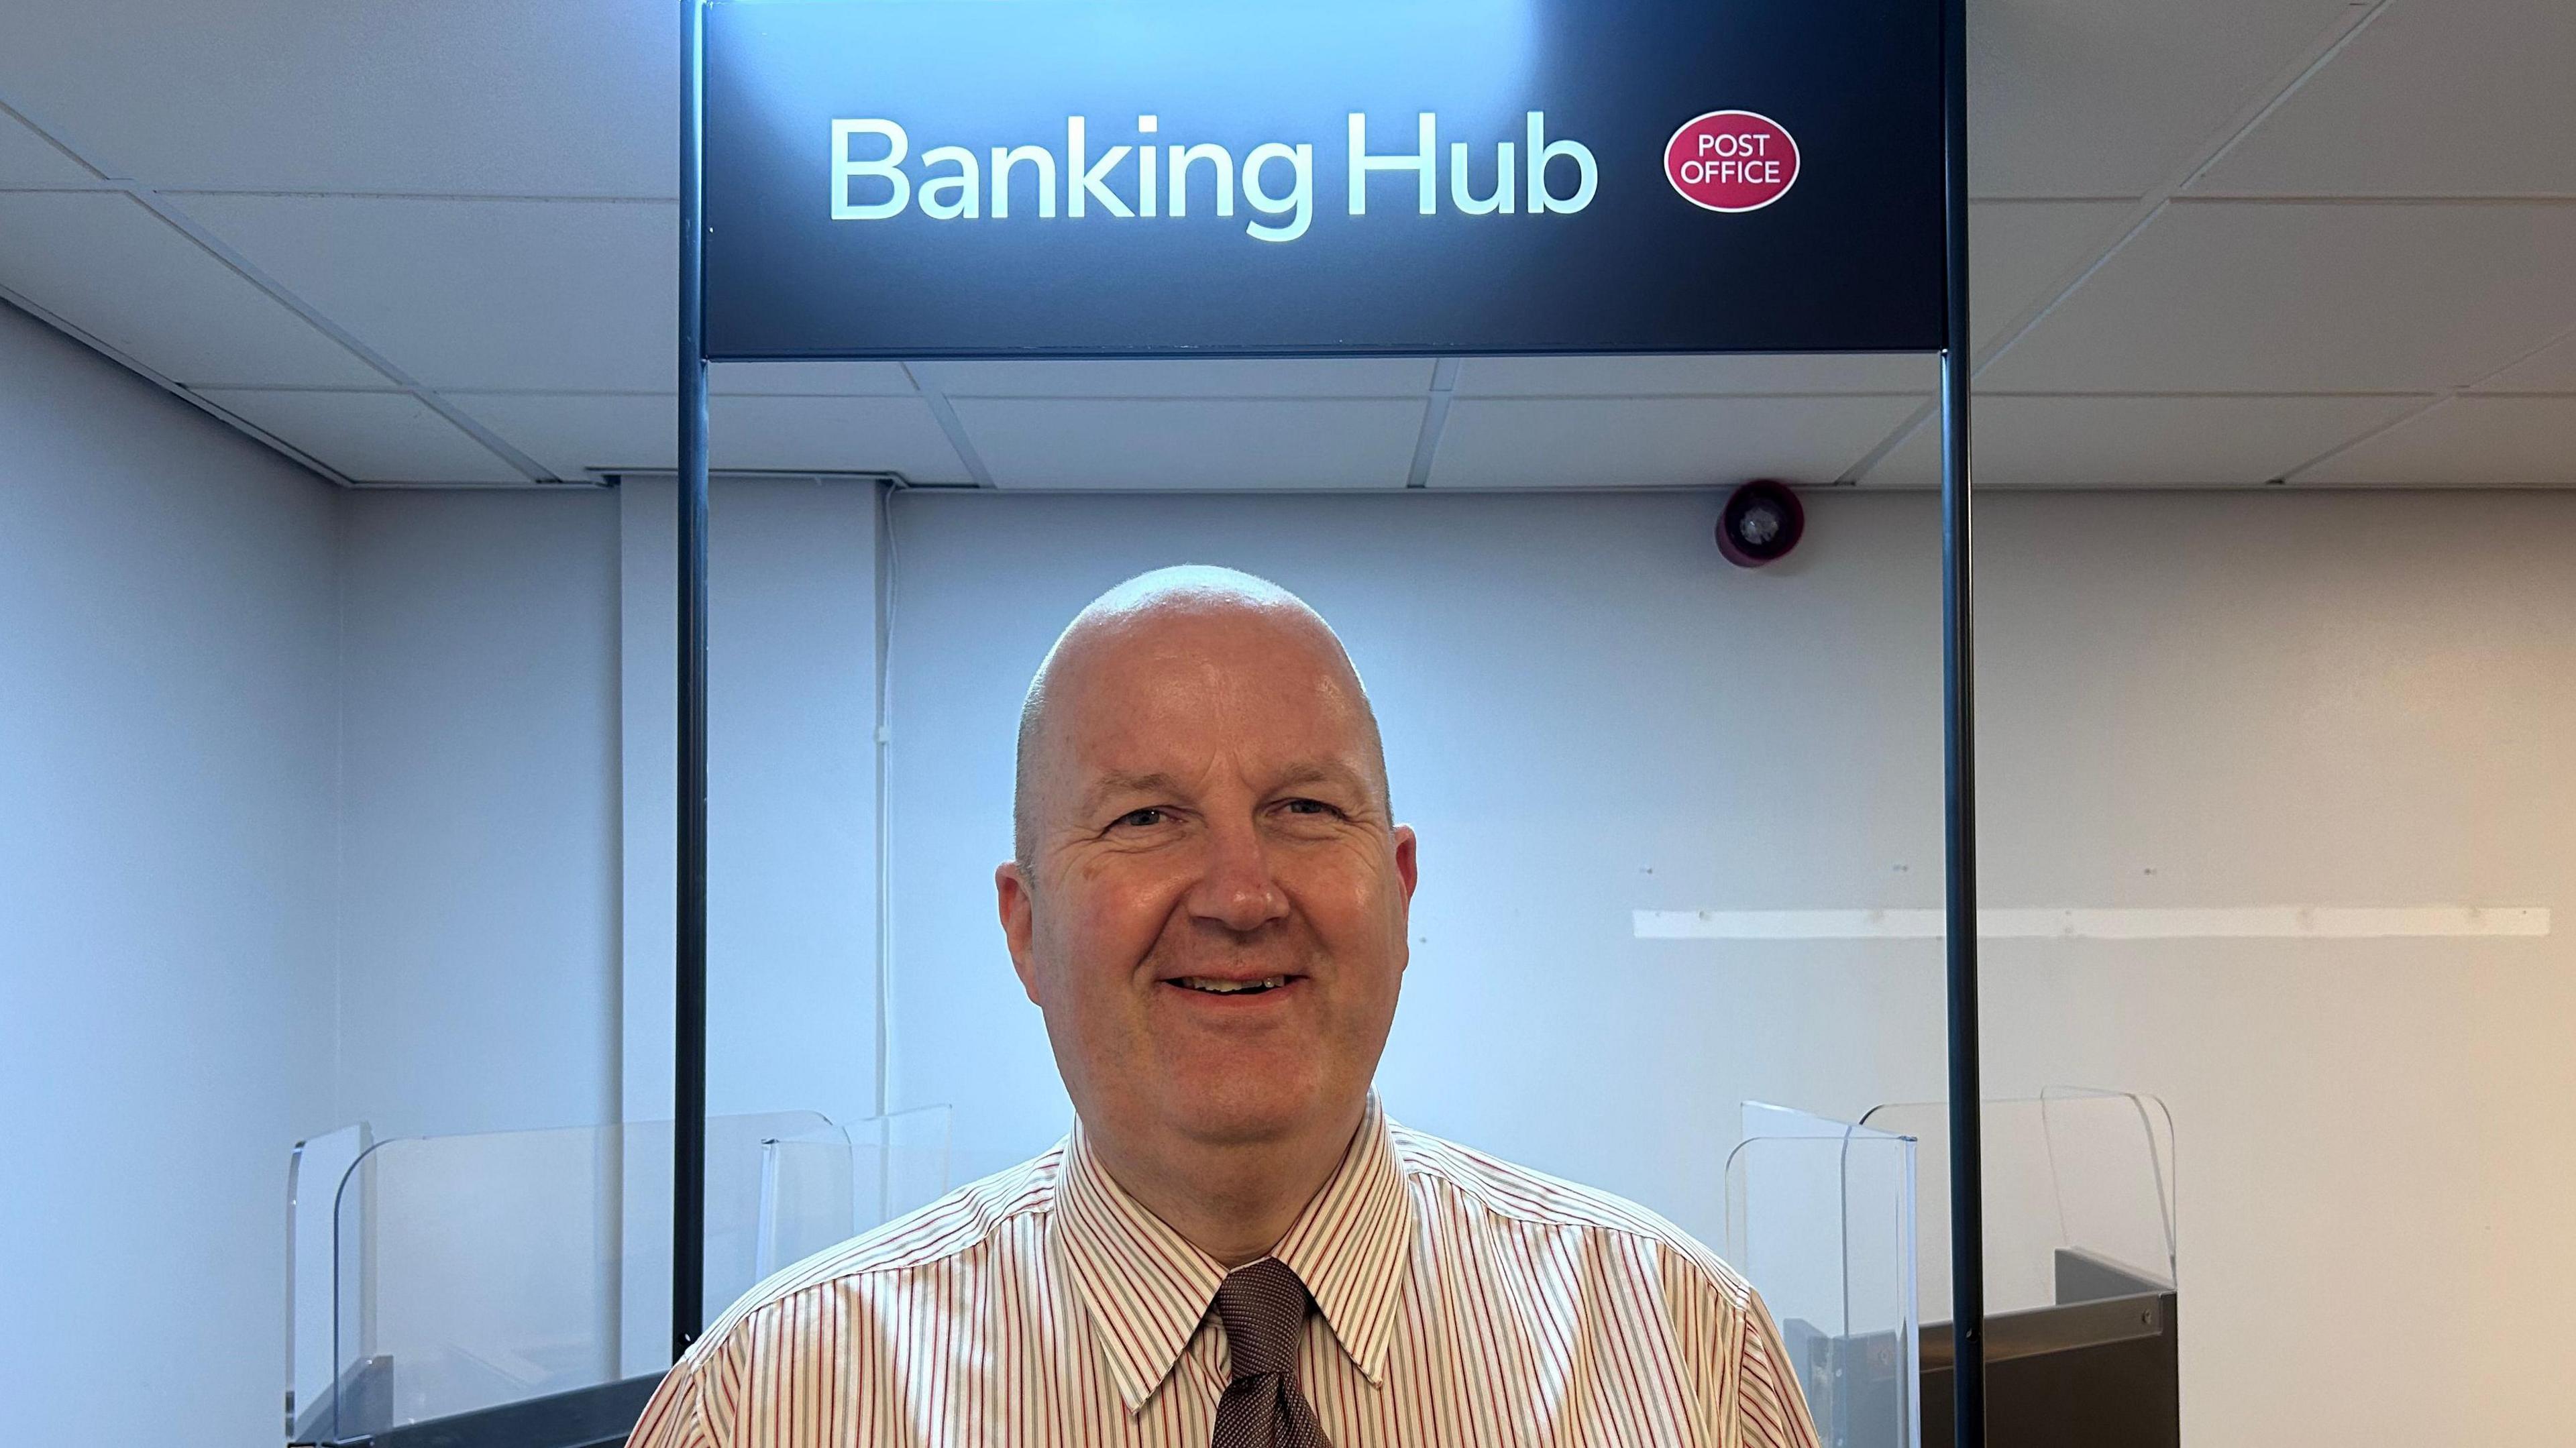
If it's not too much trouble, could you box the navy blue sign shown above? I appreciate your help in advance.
[704,0,1943,359]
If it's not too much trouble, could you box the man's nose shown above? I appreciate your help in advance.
[1187,815,1290,933]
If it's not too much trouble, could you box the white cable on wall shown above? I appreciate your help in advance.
[872,480,901,1120]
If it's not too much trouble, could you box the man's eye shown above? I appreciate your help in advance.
[1281,798,1339,817]
[1112,807,1167,829]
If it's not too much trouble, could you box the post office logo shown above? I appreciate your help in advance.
[1665,111,1798,213]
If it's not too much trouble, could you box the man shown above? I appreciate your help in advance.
[631,567,1818,1447]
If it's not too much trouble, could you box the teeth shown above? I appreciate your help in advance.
[1175,976,1285,995]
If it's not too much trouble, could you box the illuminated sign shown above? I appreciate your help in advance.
[824,111,1605,242]
[704,0,1943,359]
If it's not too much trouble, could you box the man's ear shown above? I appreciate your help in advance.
[995,860,1044,1006]
[1392,824,1419,904]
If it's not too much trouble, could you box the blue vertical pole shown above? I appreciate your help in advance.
[1939,0,1987,1443]
[672,0,712,1365]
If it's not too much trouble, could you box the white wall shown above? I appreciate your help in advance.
[881,486,2576,1448]
[335,488,623,1139]
[616,474,883,1134]
[616,475,884,1372]
[323,473,889,1378]
[290,474,886,1388]
[1,314,894,1433]
[0,304,341,1445]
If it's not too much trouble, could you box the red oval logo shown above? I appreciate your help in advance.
[1665,111,1799,213]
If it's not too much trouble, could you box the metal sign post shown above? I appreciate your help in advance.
[1937,0,1988,1441]
[672,0,710,1361]
[673,3,1984,1441]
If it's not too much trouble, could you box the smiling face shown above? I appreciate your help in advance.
[996,580,1416,1155]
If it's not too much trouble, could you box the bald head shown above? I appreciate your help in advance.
[1013,567,1388,870]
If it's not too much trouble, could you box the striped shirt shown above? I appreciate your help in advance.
[629,1097,1819,1447]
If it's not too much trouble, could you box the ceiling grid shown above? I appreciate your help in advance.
[1,0,2570,489]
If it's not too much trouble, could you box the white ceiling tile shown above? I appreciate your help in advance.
[194,388,525,483]
[0,192,382,386]
[713,396,970,481]
[921,359,1437,398]
[1968,199,2137,353]
[176,194,673,392]
[1981,202,2576,393]
[0,109,93,184]
[1969,0,2355,197]
[951,398,1425,489]
[2295,396,2576,486]
[1861,394,2429,488]
[1452,355,1935,396]
[1428,396,1927,489]
[0,1,672,194]
[709,361,918,396]
[450,392,973,484]
[2191,0,2576,197]
[2474,329,2576,394]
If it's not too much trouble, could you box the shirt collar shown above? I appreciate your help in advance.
[1053,1094,1415,1414]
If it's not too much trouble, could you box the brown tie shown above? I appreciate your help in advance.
[1210,1257,1330,1448]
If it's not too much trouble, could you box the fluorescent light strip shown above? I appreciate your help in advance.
[1633,906,2551,941]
